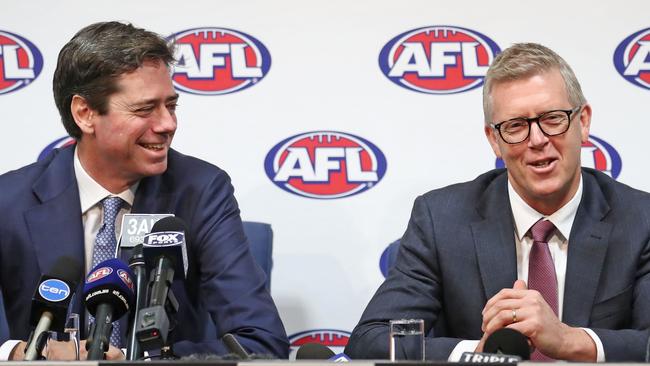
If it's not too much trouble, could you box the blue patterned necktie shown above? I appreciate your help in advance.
[90,196,124,347]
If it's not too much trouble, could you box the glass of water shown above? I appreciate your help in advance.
[63,313,80,361]
[389,319,425,361]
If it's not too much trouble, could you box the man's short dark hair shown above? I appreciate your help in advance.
[53,21,176,139]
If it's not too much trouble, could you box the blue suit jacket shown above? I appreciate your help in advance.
[0,146,289,357]
[346,168,650,361]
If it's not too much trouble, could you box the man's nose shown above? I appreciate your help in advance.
[528,121,549,147]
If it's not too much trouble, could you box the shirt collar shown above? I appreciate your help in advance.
[508,175,583,242]
[74,147,138,214]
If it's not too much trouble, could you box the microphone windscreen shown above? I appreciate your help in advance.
[144,216,188,279]
[295,343,335,360]
[49,256,83,285]
[484,328,530,360]
[129,244,144,265]
[29,256,82,331]
[151,216,187,233]
[83,258,135,319]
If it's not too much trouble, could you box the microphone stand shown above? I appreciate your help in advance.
[23,314,52,361]
[126,246,147,361]
[160,289,179,360]
[86,303,114,360]
[135,260,179,358]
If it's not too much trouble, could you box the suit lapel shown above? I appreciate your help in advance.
[562,172,611,326]
[471,172,518,300]
[24,146,85,314]
[24,147,84,275]
[131,152,174,214]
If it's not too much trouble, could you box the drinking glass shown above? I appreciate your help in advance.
[63,313,80,361]
[389,319,424,361]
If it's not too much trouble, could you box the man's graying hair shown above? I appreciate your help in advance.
[482,43,586,124]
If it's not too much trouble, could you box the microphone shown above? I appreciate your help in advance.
[136,216,188,351]
[142,216,188,280]
[24,257,82,361]
[223,333,250,359]
[179,335,274,361]
[459,351,521,363]
[126,244,146,361]
[483,328,530,360]
[119,213,174,248]
[459,328,530,363]
[295,343,335,360]
[83,258,135,360]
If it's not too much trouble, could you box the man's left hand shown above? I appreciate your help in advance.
[44,340,125,361]
[480,280,596,361]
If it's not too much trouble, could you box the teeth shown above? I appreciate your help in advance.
[533,161,550,167]
[142,143,164,150]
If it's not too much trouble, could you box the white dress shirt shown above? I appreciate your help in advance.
[448,177,605,362]
[0,148,137,360]
[74,149,137,273]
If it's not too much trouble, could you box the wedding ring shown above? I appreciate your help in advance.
[512,309,518,323]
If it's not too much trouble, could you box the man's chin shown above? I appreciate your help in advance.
[138,161,168,178]
[524,182,576,210]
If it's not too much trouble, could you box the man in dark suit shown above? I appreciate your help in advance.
[0,21,288,360]
[346,43,650,362]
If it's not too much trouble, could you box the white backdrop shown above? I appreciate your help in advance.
[2,0,649,352]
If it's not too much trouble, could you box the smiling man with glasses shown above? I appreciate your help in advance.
[347,43,650,362]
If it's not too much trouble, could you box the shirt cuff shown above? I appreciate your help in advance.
[121,348,149,360]
[0,340,21,361]
[581,328,605,362]
[448,340,479,361]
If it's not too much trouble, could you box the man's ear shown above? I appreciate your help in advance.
[70,95,95,135]
[578,103,592,143]
[484,125,502,159]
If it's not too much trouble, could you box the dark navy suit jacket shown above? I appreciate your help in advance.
[346,168,650,361]
[0,146,289,357]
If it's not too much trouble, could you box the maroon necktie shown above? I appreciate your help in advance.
[528,219,557,361]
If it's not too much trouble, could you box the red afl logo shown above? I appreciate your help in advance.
[117,269,134,291]
[580,135,622,178]
[0,30,43,95]
[613,27,650,90]
[38,136,76,161]
[289,329,350,358]
[169,27,271,95]
[86,267,113,283]
[379,26,500,94]
[264,131,387,199]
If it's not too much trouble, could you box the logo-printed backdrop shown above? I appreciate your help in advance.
[2,0,649,355]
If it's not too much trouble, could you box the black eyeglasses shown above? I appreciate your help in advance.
[490,106,582,144]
